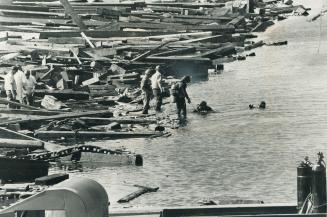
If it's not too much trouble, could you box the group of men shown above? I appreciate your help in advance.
[3,65,37,108]
[140,65,192,120]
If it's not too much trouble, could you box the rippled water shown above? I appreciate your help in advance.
[53,0,327,209]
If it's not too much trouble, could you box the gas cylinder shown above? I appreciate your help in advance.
[297,164,312,210]
[312,153,326,213]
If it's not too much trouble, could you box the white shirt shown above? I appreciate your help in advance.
[14,70,25,101]
[23,75,36,95]
[4,72,16,91]
[151,71,162,89]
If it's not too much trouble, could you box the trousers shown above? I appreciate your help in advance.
[152,88,162,112]
[176,97,186,119]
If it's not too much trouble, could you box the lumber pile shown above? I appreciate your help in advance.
[0,0,312,207]
[0,0,310,166]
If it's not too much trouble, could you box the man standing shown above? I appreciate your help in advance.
[174,76,191,120]
[4,66,18,108]
[14,65,25,103]
[22,70,37,105]
[151,65,163,112]
[140,68,152,114]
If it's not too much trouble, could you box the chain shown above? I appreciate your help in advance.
[17,145,131,161]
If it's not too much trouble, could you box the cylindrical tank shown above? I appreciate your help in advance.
[312,163,326,213]
[297,165,312,210]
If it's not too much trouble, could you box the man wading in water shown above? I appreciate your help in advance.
[151,65,163,112]
[140,68,152,114]
[172,76,191,121]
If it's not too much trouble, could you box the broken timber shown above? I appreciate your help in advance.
[34,131,164,140]
[59,0,87,30]
[118,185,159,203]
[0,110,113,128]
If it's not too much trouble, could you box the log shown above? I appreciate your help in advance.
[35,173,69,185]
[0,139,44,149]
[79,117,157,125]
[59,0,87,30]
[117,185,159,203]
[34,130,164,140]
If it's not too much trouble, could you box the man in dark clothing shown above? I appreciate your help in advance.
[174,76,191,120]
[194,101,213,114]
[140,68,152,114]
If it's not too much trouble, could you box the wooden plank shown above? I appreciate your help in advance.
[0,109,63,116]
[33,89,89,100]
[81,32,95,48]
[0,5,49,12]
[35,173,69,185]
[118,22,235,32]
[131,41,171,62]
[151,47,196,57]
[148,6,204,15]
[83,47,117,57]
[161,204,298,217]
[145,56,211,63]
[79,117,157,125]
[0,98,45,111]
[0,139,43,149]
[118,185,159,203]
[0,110,113,127]
[175,35,224,44]
[48,37,85,45]
[0,127,65,152]
[0,9,66,19]
[39,31,179,39]
[193,44,236,58]
[59,0,87,30]
[34,130,164,140]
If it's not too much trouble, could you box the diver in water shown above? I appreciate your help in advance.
[194,101,213,114]
[249,101,266,109]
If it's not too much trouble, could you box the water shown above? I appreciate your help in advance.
[54,0,327,209]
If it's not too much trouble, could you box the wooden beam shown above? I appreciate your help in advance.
[0,110,113,127]
[39,31,179,39]
[151,47,196,57]
[0,139,43,149]
[33,89,90,100]
[81,32,95,48]
[161,204,298,217]
[0,98,45,111]
[79,117,157,125]
[118,185,159,203]
[59,0,87,30]
[131,41,171,62]
[34,130,164,140]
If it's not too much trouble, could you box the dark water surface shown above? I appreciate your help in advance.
[53,0,327,209]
